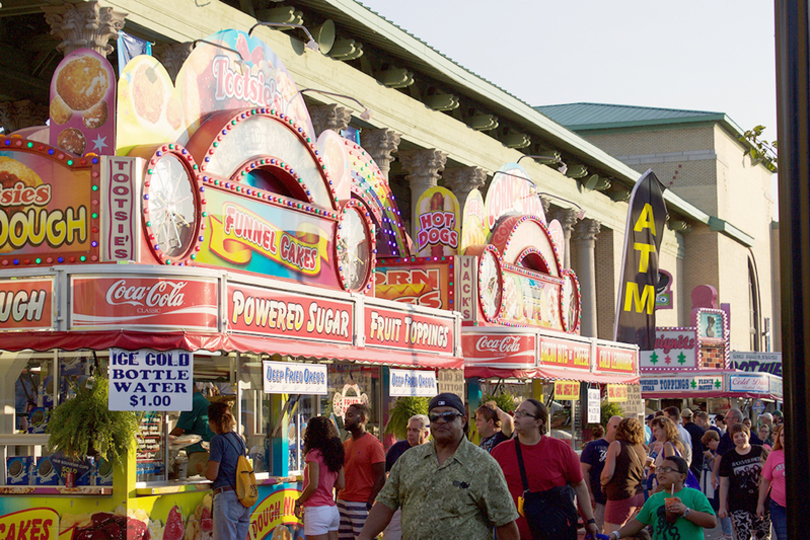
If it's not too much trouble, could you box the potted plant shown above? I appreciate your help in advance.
[47,376,141,463]
[384,397,429,440]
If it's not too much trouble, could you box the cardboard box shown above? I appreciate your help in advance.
[34,456,59,485]
[6,457,33,485]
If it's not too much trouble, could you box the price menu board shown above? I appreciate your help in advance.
[136,412,163,479]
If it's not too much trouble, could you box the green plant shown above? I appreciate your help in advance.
[739,125,778,173]
[601,401,624,427]
[482,393,517,413]
[47,377,141,463]
[384,397,428,440]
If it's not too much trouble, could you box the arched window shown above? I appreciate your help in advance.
[748,258,761,351]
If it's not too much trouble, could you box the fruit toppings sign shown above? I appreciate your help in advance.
[108,348,193,411]
[262,361,327,395]
[389,369,438,397]
[640,375,723,394]
[365,307,453,354]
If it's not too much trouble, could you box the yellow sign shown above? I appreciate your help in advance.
[607,384,628,403]
[554,380,580,401]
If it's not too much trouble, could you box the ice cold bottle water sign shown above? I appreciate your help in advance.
[108,348,193,411]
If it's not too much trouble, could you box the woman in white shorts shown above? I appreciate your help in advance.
[294,416,345,540]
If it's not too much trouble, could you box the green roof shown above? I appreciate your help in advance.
[535,102,744,136]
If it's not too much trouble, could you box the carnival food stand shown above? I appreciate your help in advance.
[375,163,641,449]
[640,312,783,416]
[0,30,460,540]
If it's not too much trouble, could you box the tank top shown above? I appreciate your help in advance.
[604,440,646,501]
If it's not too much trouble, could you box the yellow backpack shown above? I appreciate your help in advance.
[224,434,258,508]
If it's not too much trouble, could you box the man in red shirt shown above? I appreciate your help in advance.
[337,403,385,540]
[491,398,599,540]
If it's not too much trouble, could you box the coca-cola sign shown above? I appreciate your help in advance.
[71,276,218,331]
[462,332,535,368]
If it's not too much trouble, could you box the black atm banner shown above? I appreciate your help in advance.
[614,169,668,349]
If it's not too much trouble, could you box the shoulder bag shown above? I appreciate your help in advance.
[515,441,579,540]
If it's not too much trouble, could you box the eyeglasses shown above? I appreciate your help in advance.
[515,410,538,419]
[657,467,681,474]
[428,411,463,423]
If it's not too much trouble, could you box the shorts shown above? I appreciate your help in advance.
[304,504,340,536]
[605,493,645,525]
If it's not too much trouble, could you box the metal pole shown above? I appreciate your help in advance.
[774,1,810,538]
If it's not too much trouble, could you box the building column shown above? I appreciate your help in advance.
[0,100,49,134]
[154,42,194,82]
[443,166,487,214]
[399,149,447,240]
[573,218,601,337]
[360,128,401,182]
[44,1,127,57]
[310,104,352,138]
[550,207,579,269]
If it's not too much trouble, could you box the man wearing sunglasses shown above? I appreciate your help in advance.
[355,393,520,540]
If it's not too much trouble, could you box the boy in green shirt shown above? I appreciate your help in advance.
[608,456,716,540]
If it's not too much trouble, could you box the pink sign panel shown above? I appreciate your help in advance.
[49,49,116,156]
[228,283,353,343]
[596,345,638,374]
[71,276,218,331]
[462,332,536,368]
[538,336,591,370]
[0,278,54,331]
[365,306,454,355]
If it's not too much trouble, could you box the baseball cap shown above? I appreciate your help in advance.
[681,408,694,418]
[428,393,466,416]
[645,414,655,422]
[772,410,783,418]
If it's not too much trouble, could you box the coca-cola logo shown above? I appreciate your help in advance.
[475,335,522,353]
[105,279,187,309]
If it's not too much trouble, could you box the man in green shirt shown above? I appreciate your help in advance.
[170,385,214,475]
[356,393,520,540]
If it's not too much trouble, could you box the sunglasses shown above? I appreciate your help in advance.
[657,466,682,474]
[515,410,538,419]
[429,411,463,423]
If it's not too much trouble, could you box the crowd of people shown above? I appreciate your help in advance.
[203,395,786,540]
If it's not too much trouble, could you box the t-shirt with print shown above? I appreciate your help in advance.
[479,431,509,454]
[303,449,339,507]
[208,431,245,490]
[580,438,610,505]
[338,432,385,502]
[635,487,715,540]
[491,437,583,540]
[761,448,785,507]
[719,445,768,513]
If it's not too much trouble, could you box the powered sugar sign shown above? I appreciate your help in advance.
[108,348,193,411]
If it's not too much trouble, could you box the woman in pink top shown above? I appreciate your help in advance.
[295,417,346,540]
[757,423,786,539]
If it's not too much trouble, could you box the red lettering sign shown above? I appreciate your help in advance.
[596,346,638,374]
[538,336,591,369]
[365,306,454,355]
[0,278,54,330]
[71,276,218,331]
[462,332,535,368]
[228,283,353,343]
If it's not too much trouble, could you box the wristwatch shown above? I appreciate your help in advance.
[611,531,621,540]
[683,507,692,518]
[587,518,596,525]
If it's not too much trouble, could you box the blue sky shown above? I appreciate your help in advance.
[358,0,778,139]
